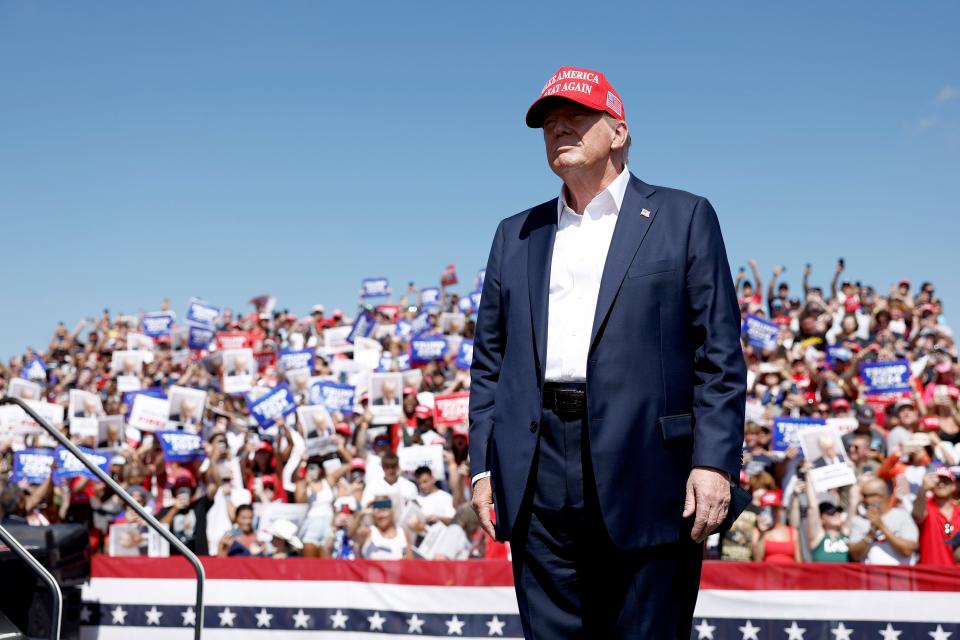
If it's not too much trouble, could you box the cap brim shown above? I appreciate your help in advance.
[526,95,597,128]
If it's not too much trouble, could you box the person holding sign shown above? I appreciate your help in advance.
[469,66,748,638]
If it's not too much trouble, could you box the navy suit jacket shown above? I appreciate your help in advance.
[468,172,747,550]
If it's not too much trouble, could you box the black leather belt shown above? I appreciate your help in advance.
[543,381,587,417]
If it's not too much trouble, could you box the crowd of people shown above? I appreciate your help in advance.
[0,260,958,566]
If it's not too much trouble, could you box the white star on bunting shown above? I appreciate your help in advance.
[330,609,348,629]
[368,611,386,631]
[293,608,311,629]
[695,619,716,639]
[218,607,236,627]
[446,614,465,635]
[486,615,506,636]
[930,625,953,640]
[738,619,760,640]
[181,607,196,626]
[406,613,425,633]
[79,606,92,623]
[255,608,273,628]
[830,622,853,640]
[110,606,127,625]
[144,606,163,626]
[879,623,902,640]
[784,621,806,640]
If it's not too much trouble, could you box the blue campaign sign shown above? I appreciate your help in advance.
[860,360,912,394]
[457,296,473,314]
[141,312,175,337]
[186,298,220,327]
[157,430,205,463]
[455,339,474,370]
[361,277,390,298]
[246,384,297,427]
[21,355,47,381]
[395,353,411,370]
[53,446,110,484]
[346,311,375,344]
[420,287,441,306]
[279,348,314,372]
[741,314,780,350]
[469,291,482,311]
[309,381,356,416]
[410,312,431,338]
[826,345,853,368]
[12,449,55,484]
[187,324,215,351]
[772,417,826,452]
[396,319,413,340]
[475,269,486,290]
[377,353,393,372]
[410,336,449,363]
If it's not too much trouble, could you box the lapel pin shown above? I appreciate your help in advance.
[640,208,651,218]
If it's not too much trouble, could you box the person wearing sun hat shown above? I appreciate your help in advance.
[469,65,747,638]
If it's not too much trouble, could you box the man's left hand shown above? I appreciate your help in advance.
[682,466,731,543]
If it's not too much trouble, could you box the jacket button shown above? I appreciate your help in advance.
[530,421,538,433]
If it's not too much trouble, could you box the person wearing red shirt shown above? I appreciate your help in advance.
[912,468,960,565]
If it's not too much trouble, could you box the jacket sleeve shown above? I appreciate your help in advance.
[685,197,747,479]
[468,219,507,480]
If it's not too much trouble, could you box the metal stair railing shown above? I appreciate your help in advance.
[0,396,206,640]
[0,522,61,640]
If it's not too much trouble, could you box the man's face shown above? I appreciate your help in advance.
[416,473,433,494]
[237,509,254,533]
[382,460,400,483]
[933,477,956,500]
[542,102,623,176]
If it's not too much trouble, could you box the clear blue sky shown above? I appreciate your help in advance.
[1,2,957,359]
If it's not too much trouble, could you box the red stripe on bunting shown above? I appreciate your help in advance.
[91,557,960,591]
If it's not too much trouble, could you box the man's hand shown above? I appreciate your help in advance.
[682,467,731,543]
[471,476,497,541]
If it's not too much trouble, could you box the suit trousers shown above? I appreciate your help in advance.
[509,403,704,639]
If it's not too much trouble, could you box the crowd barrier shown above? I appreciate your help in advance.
[79,557,960,639]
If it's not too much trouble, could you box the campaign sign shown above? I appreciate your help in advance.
[122,388,166,416]
[12,449,55,484]
[440,263,458,286]
[860,360,911,394]
[157,430,205,463]
[309,381,356,416]
[216,331,251,351]
[53,446,110,484]
[186,298,220,327]
[457,296,473,314]
[246,384,297,427]
[279,349,314,372]
[395,353,411,370]
[433,391,470,428]
[128,394,171,432]
[141,312,174,337]
[375,304,399,321]
[772,416,826,452]
[398,444,446,482]
[475,269,485,290]
[455,339,474,370]
[21,356,47,381]
[410,337,448,364]
[826,345,853,368]
[361,277,390,298]
[410,312,431,338]
[741,314,779,350]
[420,287,440,306]
[396,319,413,340]
[346,311,375,344]
[187,324,215,351]
[469,291,482,312]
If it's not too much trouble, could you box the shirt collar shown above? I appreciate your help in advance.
[557,164,631,224]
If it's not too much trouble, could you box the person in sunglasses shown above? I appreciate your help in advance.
[913,468,960,565]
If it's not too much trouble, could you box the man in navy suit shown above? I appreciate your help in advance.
[468,66,747,638]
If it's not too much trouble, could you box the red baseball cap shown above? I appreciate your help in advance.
[526,66,625,128]
[759,489,783,508]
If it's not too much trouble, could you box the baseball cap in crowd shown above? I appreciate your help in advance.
[311,304,325,315]
[403,386,417,397]
[893,398,916,413]
[830,398,850,411]
[349,458,366,472]
[759,489,783,508]
[922,416,941,431]
[898,279,911,288]
[255,440,274,455]
[856,404,875,425]
[935,467,956,483]
[525,66,625,128]
[332,309,344,319]
[335,422,351,436]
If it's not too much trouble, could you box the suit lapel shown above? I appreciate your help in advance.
[588,174,659,352]
[527,199,558,378]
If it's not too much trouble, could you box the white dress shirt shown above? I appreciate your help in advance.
[472,166,631,488]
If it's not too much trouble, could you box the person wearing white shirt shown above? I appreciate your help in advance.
[361,451,418,509]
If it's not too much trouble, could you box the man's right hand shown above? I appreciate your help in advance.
[471,477,496,541]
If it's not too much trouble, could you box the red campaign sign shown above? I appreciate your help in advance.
[254,351,276,371]
[248,328,266,353]
[375,304,400,321]
[433,391,470,428]
[863,390,910,429]
[216,331,251,351]
[440,263,458,287]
